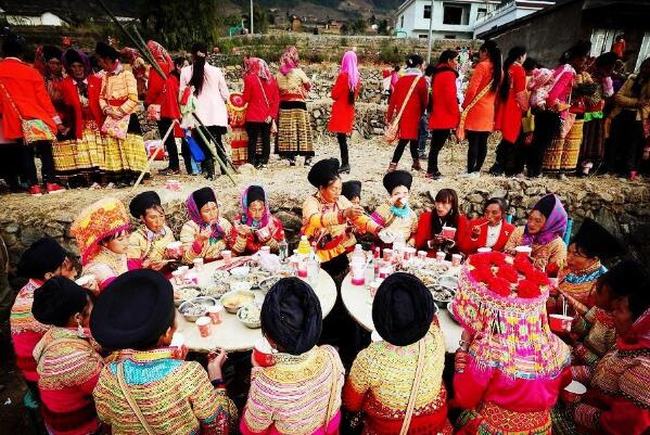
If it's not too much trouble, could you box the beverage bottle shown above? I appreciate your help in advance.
[297,235,311,256]
[278,237,288,261]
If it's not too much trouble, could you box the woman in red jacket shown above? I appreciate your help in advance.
[145,41,181,174]
[54,48,104,186]
[386,54,428,172]
[492,46,528,176]
[427,49,460,179]
[327,50,361,174]
[414,188,464,259]
[456,197,515,255]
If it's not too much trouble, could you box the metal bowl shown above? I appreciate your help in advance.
[179,296,218,322]
[258,276,281,294]
[174,285,202,307]
[237,303,262,329]
[220,290,256,314]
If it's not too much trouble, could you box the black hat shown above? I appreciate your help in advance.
[64,48,84,66]
[42,45,62,62]
[307,158,340,188]
[192,187,217,211]
[246,185,265,206]
[342,180,362,201]
[372,272,436,346]
[32,277,88,327]
[261,277,322,355]
[572,218,625,260]
[90,270,174,351]
[600,260,650,317]
[533,194,556,219]
[129,191,162,219]
[18,237,67,280]
[95,41,119,60]
[382,170,412,194]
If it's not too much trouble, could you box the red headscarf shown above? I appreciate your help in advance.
[244,57,272,81]
[147,40,174,76]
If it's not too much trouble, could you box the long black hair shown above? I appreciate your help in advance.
[559,40,591,66]
[432,188,460,234]
[189,42,208,96]
[480,40,502,91]
[499,46,527,101]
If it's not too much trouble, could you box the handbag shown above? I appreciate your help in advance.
[522,109,535,134]
[184,130,206,163]
[0,78,55,144]
[101,114,130,140]
[399,338,427,435]
[384,76,421,144]
[456,80,493,141]
[146,104,161,121]
[117,362,157,435]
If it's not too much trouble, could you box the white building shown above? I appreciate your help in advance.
[473,0,555,38]
[1,9,68,26]
[395,0,500,40]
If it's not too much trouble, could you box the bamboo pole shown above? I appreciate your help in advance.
[130,119,177,193]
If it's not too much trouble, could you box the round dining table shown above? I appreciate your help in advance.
[176,260,338,353]
[340,273,464,353]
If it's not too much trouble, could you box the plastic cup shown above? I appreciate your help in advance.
[193,257,204,272]
[436,251,446,262]
[166,241,182,258]
[549,314,573,333]
[196,316,212,337]
[221,250,232,265]
[442,226,456,240]
[368,281,381,298]
[403,247,416,261]
[75,274,95,288]
[515,245,533,260]
[417,250,428,260]
[253,337,276,367]
[206,305,223,325]
[260,246,271,257]
[451,254,462,267]
[382,248,393,263]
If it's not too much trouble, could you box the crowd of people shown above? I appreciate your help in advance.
[4,151,649,434]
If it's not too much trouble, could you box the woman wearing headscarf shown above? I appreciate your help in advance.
[91,270,238,433]
[32,277,103,435]
[231,185,285,256]
[71,197,135,291]
[127,191,178,270]
[145,40,182,175]
[276,46,314,166]
[53,48,104,186]
[371,170,418,248]
[180,42,230,179]
[451,254,572,434]
[95,41,148,184]
[505,193,568,275]
[241,278,344,434]
[327,50,361,174]
[386,54,428,172]
[243,57,280,168]
[343,273,453,434]
[180,187,234,264]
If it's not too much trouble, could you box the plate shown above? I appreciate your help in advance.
[174,285,202,306]
[221,290,256,314]
[564,380,587,394]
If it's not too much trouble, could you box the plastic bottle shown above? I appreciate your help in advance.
[297,235,311,256]
[350,244,366,286]
[278,237,288,261]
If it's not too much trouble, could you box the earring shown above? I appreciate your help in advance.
[76,316,86,338]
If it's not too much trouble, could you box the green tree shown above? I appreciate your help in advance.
[245,5,270,34]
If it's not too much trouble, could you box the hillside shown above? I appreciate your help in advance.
[227,0,402,20]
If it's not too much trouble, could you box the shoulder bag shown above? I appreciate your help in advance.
[384,76,421,144]
[117,361,157,435]
[0,78,55,144]
[399,339,427,435]
[456,80,493,141]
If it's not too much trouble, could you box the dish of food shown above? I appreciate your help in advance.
[230,266,250,280]
[203,281,229,299]
[258,276,281,294]
[237,303,262,328]
[179,296,218,322]
[212,270,230,282]
[174,285,202,306]
[431,286,455,303]
[221,290,256,314]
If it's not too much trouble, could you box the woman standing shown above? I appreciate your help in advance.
[276,46,314,166]
[241,278,344,434]
[32,277,103,435]
[180,42,230,179]
[243,57,279,168]
[328,50,361,174]
[492,46,528,176]
[231,185,285,255]
[459,40,502,177]
[36,45,66,125]
[54,48,104,186]
[386,54,428,172]
[95,42,148,184]
[427,50,460,179]
[145,40,182,175]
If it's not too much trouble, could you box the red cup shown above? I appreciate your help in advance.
[442,226,456,240]
[253,338,276,367]
[206,305,223,325]
[549,314,573,333]
[196,316,212,337]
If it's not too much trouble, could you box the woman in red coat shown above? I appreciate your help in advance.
[145,41,182,174]
[427,50,460,179]
[492,46,528,176]
[54,49,104,186]
[414,188,465,259]
[386,54,428,172]
[327,50,361,174]
[242,57,280,168]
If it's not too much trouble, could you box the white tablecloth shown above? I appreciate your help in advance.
[176,261,337,353]
[340,273,463,353]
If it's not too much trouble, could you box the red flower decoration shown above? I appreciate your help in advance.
[470,253,492,267]
[490,251,508,266]
[514,255,534,274]
[487,276,512,297]
[518,279,542,298]
[496,264,519,283]
[471,265,494,283]
[525,269,550,287]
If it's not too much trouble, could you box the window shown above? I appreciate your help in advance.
[419,34,429,39]
[424,5,432,19]
[477,8,487,20]
[444,34,457,39]
[400,15,404,28]
[443,4,468,25]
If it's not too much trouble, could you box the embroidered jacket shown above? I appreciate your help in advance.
[127,224,176,263]
[505,226,567,276]
[231,214,285,256]
[180,218,234,264]
[370,203,418,247]
[571,307,617,367]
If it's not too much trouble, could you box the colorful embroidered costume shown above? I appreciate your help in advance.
[571,307,617,367]
[553,262,607,314]
[128,225,176,263]
[231,185,285,255]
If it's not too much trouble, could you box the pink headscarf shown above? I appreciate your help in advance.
[244,57,272,81]
[279,46,299,76]
[147,40,174,75]
[340,50,360,91]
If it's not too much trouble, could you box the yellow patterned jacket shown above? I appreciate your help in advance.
[370,203,418,246]
[99,63,139,117]
[179,218,234,264]
[127,225,176,263]
[505,226,567,274]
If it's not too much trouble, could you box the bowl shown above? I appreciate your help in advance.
[221,290,256,314]
[229,281,253,293]
[549,314,573,333]
[203,281,229,299]
[230,266,250,280]
[174,285,202,306]
[438,275,458,290]
[179,296,218,322]
[237,303,262,328]
[258,276,281,294]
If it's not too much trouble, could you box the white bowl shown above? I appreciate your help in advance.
[230,281,253,293]
[230,266,250,279]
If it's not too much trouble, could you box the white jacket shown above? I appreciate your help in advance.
[179,63,230,128]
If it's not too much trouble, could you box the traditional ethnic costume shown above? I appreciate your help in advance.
[275,47,314,161]
[451,253,572,434]
[71,197,133,290]
[344,273,453,434]
[505,194,568,276]
[580,67,614,172]
[36,45,66,125]
[32,278,103,435]
[91,270,238,434]
[95,42,148,181]
[371,171,418,247]
[227,92,254,166]
[241,278,344,435]
[231,185,285,255]
[127,191,176,264]
[54,49,104,183]
[180,187,233,264]
[10,238,67,387]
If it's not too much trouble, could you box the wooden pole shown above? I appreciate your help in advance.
[130,119,177,193]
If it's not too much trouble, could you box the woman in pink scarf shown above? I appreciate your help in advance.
[327,50,361,174]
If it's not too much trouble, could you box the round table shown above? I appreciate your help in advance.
[176,261,337,353]
[340,273,463,353]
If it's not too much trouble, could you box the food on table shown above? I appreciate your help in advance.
[179,296,218,322]
[221,290,256,313]
[238,303,262,328]
[174,285,201,305]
